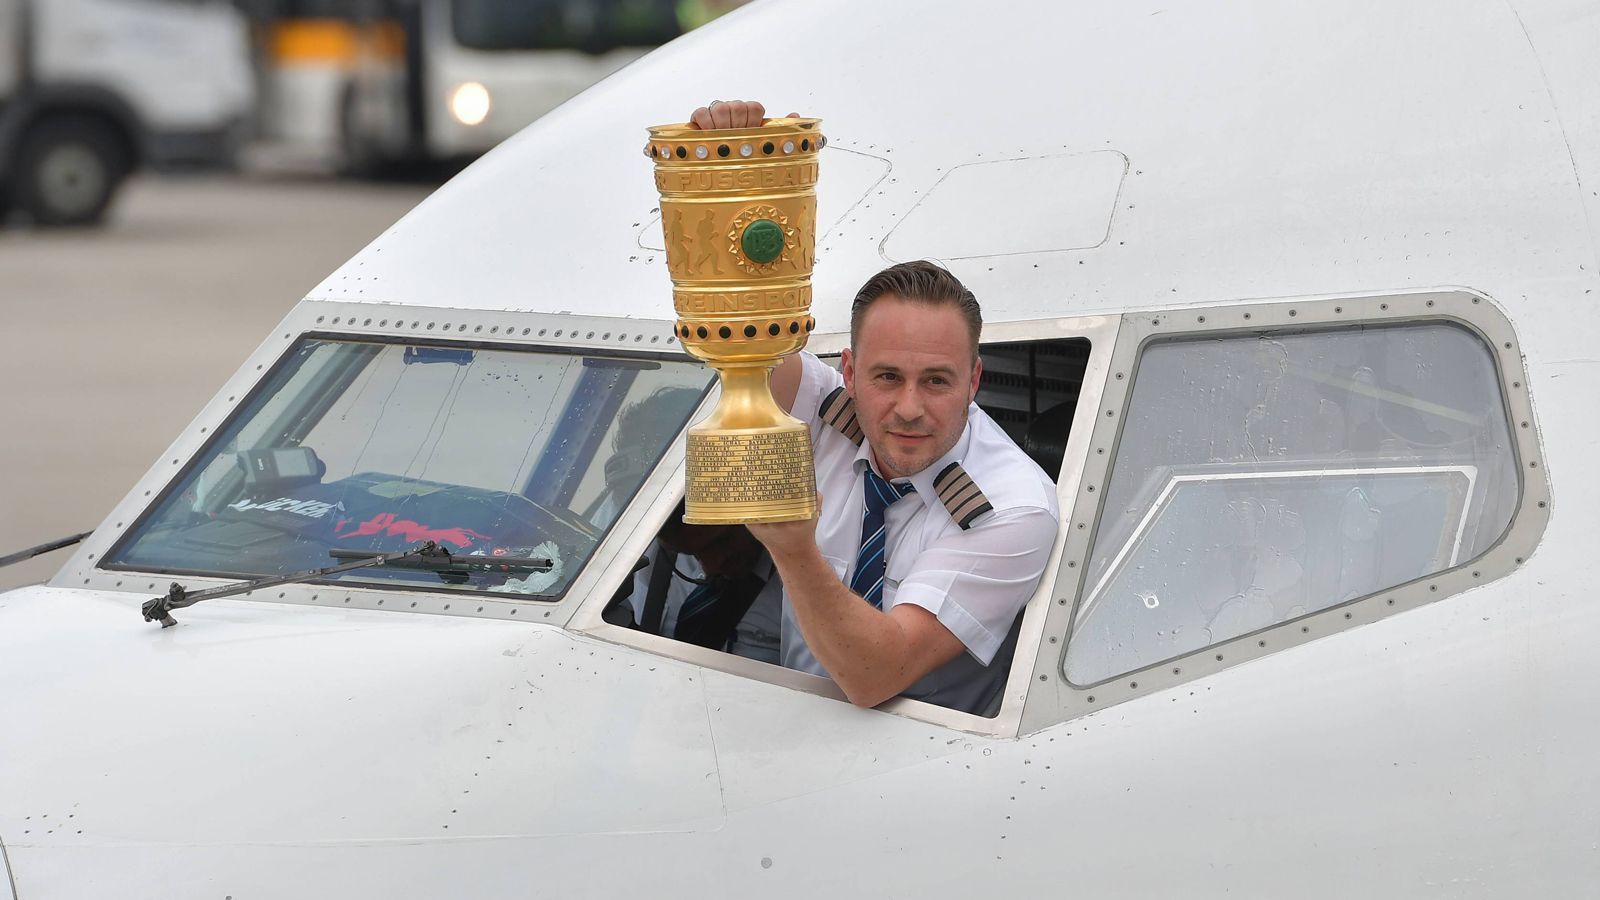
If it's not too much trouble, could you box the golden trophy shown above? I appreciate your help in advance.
[645,117,825,524]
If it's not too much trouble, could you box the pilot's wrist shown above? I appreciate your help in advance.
[762,532,824,575]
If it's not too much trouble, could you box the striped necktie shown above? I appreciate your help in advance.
[850,467,916,609]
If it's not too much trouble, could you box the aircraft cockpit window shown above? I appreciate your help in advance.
[1065,323,1520,686]
[105,337,712,598]
[975,338,1093,481]
[602,338,1093,718]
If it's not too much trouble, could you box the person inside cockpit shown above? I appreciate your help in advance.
[620,507,782,664]
[588,385,706,531]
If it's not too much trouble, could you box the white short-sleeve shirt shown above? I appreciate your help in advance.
[780,352,1060,714]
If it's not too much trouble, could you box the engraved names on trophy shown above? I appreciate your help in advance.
[687,431,817,507]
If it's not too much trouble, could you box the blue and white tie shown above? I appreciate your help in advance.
[850,468,916,609]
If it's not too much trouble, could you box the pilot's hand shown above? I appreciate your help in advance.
[745,492,823,562]
[689,100,801,130]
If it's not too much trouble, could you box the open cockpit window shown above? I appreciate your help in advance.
[106,337,712,597]
[1064,322,1519,686]
[976,339,1092,481]
[601,338,1092,718]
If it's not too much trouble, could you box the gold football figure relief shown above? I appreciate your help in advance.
[646,116,826,524]
[665,209,691,276]
[693,210,724,276]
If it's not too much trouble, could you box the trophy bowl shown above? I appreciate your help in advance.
[646,117,825,524]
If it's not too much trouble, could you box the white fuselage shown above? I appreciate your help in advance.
[1,0,1596,896]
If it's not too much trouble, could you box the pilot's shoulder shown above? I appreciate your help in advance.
[936,407,1058,529]
[817,386,863,445]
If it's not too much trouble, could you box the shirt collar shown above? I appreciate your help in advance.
[851,403,978,506]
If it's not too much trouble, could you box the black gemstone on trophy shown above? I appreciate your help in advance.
[744,325,758,338]
[696,326,708,339]
[681,325,691,337]
[762,141,774,155]
[719,325,732,339]
[717,144,730,158]
[769,323,781,336]
[675,146,687,159]
[789,321,799,334]
[801,139,810,151]
[805,318,815,332]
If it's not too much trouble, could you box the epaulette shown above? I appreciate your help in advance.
[933,462,994,529]
[817,386,863,445]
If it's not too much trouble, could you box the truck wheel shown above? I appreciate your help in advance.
[16,117,130,227]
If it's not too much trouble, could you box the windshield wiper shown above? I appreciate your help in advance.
[141,540,552,628]
[0,531,93,568]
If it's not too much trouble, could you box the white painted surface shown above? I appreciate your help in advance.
[882,151,1128,260]
[4,0,1599,895]
[32,0,253,131]
[0,586,725,845]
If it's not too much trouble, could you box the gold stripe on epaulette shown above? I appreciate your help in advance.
[818,386,863,445]
[933,462,994,529]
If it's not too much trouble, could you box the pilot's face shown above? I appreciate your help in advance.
[843,295,981,479]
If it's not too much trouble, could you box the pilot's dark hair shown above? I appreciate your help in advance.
[850,260,982,358]
[608,386,703,482]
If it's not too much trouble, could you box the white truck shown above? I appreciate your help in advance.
[0,0,254,226]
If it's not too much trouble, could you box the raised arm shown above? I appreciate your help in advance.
[770,354,802,415]
[686,100,804,415]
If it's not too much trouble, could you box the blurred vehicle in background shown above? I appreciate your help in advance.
[247,0,742,173]
[0,0,254,226]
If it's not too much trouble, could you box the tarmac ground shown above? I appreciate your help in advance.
[0,173,435,589]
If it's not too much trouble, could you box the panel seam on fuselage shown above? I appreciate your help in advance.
[698,675,730,827]
[1506,0,1600,271]
[0,833,19,900]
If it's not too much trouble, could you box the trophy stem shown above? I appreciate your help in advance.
[683,364,818,525]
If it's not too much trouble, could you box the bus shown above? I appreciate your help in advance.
[247,0,738,172]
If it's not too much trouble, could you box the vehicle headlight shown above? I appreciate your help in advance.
[450,82,491,126]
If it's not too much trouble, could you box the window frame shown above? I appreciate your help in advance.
[1018,289,1551,735]
[98,330,711,602]
[60,300,708,630]
[565,314,1123,738]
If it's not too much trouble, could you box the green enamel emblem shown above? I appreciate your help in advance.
[740,219,785,264]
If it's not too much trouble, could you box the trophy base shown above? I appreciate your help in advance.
[683,424,817,525]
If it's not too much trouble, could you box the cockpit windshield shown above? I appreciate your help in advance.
[106,337,711,598]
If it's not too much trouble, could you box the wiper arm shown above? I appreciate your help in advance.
[0,531,93,568]
[141,540,552,628]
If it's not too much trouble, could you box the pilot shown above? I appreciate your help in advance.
[589,386,706,530]
[684,101,1061,715]
[626,508,783,664]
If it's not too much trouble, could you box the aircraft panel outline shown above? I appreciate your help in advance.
[1021,287,1551,734]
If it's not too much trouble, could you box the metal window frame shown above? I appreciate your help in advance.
[566,314,1122,738]
[1019,288,1551,735]
[56,299,708,631]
